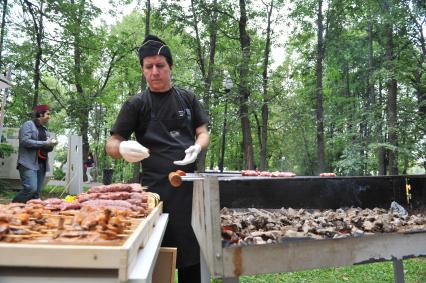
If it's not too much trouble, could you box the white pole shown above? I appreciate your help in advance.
[66,135,83,195]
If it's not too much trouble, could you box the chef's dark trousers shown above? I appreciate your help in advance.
[178,263,200,283]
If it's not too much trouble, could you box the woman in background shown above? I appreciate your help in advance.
[85,152,95,183]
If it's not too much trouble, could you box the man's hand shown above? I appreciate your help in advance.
[119,140,150,163]
[44,138,58,149]
[173,144,201,166]
[47,138,58,146]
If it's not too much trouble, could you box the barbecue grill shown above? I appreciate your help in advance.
[187,174,426,283]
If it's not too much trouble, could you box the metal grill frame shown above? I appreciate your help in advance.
[190,174,426,282]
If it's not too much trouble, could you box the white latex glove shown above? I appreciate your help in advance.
[119,140,150,163]
[173,144,201,166]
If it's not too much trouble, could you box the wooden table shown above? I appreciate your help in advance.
[0,213,168,283]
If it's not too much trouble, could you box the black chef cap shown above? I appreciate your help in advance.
[138,35,173,66]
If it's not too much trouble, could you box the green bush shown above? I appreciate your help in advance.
[53,166,66,180]
[0,142,15,158]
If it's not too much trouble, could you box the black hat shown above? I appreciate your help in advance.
[138,35,173,66]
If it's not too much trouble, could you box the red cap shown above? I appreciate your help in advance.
[33,104,49,112]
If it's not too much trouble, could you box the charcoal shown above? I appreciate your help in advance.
[409,215,424,225]
[302,220,316,233]
[220,206,426,247]
[283,229,305,238]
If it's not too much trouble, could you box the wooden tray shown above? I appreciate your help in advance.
[0,202,163,282]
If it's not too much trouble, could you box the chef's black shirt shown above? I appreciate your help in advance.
[110,87,209,142]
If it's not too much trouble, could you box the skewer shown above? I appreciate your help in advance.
[29,217,44,221]
[5,234,35,239]
[8,225,31,230]
[1,195,157,245]
[59,210,79,216]
[45,214,74,218]
[39,229,60,233]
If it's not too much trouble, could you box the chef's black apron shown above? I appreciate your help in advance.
[140,89,200,268]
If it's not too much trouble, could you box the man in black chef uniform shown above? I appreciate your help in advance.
[106,35,209,283]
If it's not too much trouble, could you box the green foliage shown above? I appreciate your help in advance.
[1,0,424,175]
[0,143,15,159]
[333,146,365,176]
[53,167,66,181]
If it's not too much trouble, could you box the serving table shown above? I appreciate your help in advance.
[0,204,168,283]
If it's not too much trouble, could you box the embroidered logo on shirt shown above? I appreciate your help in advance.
[170,131,180,138]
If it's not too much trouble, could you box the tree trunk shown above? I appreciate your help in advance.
[23,0,44,107]
[259,0,273,171]
[238,0,254,169]
[133,0,150,182]
[0,0,7,70]
[409,8,426,132]
[144,0,150,41]
[191,0,205,80]
[344,62,353,133]
[315,0,326,173]
[192,0,218,172]
[71,0,89,179]
[384,2,398,175]
[33,0,43,107]
[364,16,374,174]
[377,79,386,175]
[301,126,314,175]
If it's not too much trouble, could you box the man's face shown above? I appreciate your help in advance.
[142,55,172,92]
[39,111,51,125]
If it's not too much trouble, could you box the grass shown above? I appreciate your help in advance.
[2,184,426,282]
[0,189,15,203]
[226,259,426,282]
[0,184,68,204]
[171,258,426,282]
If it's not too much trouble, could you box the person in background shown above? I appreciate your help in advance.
[13,104,58,203]
[85,152,95,183]
[106,35,209,283]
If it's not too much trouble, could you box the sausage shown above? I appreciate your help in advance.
[277,172,296,177]
[241,170,259,176]
[319,173,336,177]
[169,172,183,187]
